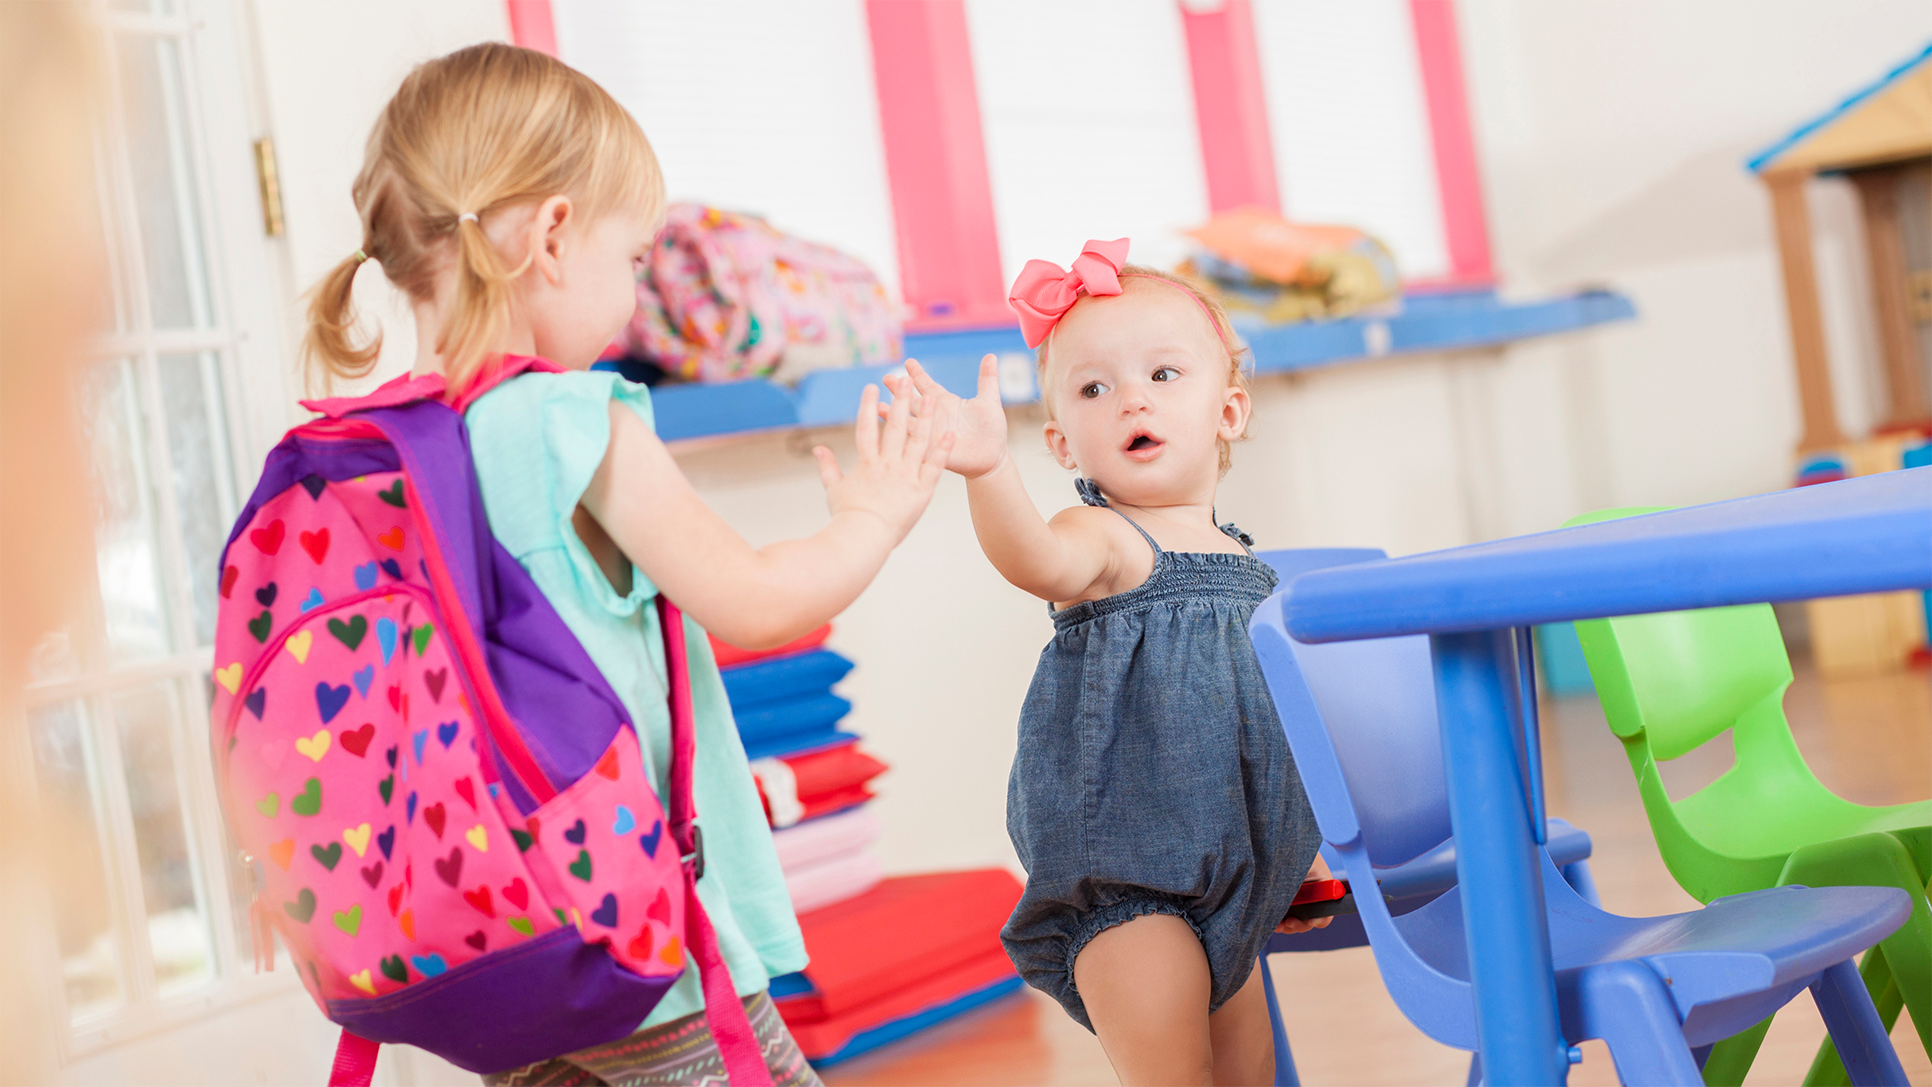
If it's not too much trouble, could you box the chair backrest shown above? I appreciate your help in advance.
[1562,509,1794,761]
[1254,550,1453,869]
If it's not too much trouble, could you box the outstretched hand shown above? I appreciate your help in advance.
[880,356,1009,479]
[813,382,954,544]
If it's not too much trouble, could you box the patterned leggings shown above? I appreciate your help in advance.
[481,991,822,1087]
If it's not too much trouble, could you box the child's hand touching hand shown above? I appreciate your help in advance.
[883,356,1008,479]
[813,382,954,545]
[1275,854,1337,935]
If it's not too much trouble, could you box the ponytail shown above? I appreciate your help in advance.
[302,250,381,388]
[436,214,531,394]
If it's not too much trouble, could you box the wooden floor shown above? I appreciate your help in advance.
[823,658,1932,1086]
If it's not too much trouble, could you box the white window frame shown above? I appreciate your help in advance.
[16,0,299,1060]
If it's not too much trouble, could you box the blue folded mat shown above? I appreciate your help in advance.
[721,649,855,710]
[733,692,852,746]
[743,729,861,762]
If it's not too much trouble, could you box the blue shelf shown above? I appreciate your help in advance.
[639,288,1636,443]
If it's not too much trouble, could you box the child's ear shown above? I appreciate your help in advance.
[529,195,574,284]
[1219,382,1252,443]
[1042,417,1077,471]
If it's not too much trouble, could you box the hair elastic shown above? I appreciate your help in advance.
[352,249,367,264]
[457,212,480,224]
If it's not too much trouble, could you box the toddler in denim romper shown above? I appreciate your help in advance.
[886,239,1328,1085]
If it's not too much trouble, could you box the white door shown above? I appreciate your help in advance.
[18,1,349,1082]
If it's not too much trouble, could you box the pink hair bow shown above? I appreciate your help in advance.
[1008,238,1130,348]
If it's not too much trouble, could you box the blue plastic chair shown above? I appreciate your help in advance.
[1253,550,1600,1085]
[1248,590,1914,1086]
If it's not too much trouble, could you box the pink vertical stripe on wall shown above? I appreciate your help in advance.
[864,0,1009,329]
[506,0,558,56]
[1408,0,1493,284]
[1178,0,1281,214]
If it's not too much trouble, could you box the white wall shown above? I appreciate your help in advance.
[1459,0,1932,513]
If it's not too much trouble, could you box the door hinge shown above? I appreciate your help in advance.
[252,136,285,238]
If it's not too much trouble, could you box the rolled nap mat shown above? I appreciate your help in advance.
[786,850,883,915]
[711,623,831,669]
[721,648,854,711]
[751,740,889,828]
[771,808,882,871]
[773,869,1023,1024]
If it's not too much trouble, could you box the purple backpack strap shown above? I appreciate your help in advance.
[660,598,771,1086]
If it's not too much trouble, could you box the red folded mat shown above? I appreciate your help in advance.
[750,740,889,828]
[777,946,1019,1059]
[775,868,1023,1020]
[712,623,832,668]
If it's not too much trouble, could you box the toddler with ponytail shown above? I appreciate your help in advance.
[303,43,952,1085]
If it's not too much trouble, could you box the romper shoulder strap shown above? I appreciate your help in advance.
[1213,509,1258,558]
[1075,478,1162,558]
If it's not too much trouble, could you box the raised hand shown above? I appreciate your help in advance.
[883,356,1009,479]
[813,382,954,544]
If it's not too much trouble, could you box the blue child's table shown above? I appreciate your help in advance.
[1283,466,1932,1084]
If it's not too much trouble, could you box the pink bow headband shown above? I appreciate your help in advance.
[1006,237,1231,351]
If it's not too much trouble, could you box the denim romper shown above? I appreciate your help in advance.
[1001,482,1321,1031]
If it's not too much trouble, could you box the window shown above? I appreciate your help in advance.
[22,0,292,1051]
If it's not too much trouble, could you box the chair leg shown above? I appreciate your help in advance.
[1810,959,1909,1087]
[1781,834,1932,1071]
[1561,860,1603,908]
[1806,946,1899,1087]
[1579,960,1705,1087]
[1699,1017,1772,1087]
[1258,955,1299,1087]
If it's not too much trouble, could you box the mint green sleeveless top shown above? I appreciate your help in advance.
[466,369,806,1028]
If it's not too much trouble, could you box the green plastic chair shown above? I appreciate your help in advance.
[1563,507,1932,1086]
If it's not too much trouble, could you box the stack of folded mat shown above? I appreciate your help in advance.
[714,626,1026,1065]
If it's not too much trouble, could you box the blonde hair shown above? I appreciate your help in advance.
[305,43,663,393]
[1037,264,1252,475]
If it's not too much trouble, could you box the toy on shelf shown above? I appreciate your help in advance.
[1751,41,1932,458]
[711,627,1024,1065]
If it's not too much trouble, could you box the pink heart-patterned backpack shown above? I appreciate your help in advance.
[209,357,771,1085]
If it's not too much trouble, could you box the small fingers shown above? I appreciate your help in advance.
[812,445,842,490]
[853,385,880,459]
[878,375,913,460]
[905,358,946,399]
[976,354,1000,402]
[902,385,934,466]
[919,432,955,486]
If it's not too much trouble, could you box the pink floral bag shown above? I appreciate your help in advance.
[620,203,902,384]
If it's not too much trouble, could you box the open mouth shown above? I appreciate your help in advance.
[1124,431,1164,456]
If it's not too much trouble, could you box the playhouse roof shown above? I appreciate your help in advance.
[1750,41,1932,176]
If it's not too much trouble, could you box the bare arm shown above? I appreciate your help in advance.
[580,384,951,649]
[892,357,1115,604]
[962,454,1115,602]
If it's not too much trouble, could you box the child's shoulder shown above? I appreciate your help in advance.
[467,367,653,432]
